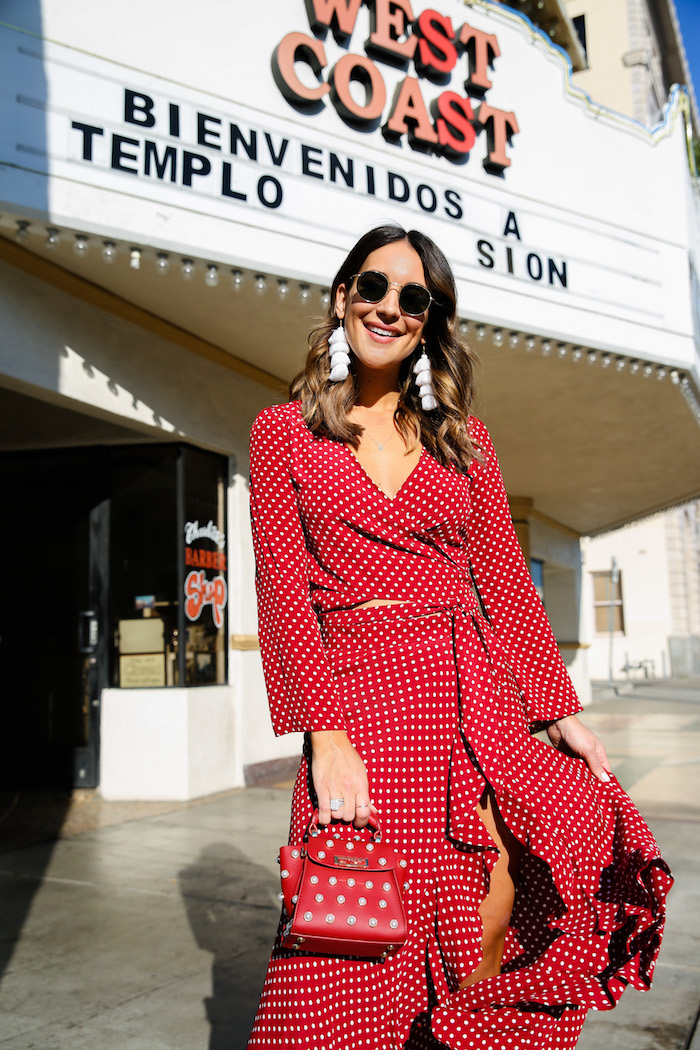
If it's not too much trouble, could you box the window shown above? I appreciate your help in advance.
[110,444,228,687]
[592,571,625,634]
[573,14,587,56]
[531,558,545,603]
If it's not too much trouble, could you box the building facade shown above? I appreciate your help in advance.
[1,0,699,798]
[582,501,700,680]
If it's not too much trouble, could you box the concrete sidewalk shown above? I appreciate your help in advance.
[0,679,698,1049]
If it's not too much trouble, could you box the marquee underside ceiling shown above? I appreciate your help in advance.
[2,231,699,537]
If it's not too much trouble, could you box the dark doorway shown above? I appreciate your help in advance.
[0,448,109,789]
[0,442,229,790]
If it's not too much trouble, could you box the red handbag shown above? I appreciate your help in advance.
[278,811,409,960]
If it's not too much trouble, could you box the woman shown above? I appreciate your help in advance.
[247,224,671,1050]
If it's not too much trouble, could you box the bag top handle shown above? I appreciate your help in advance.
[307,809,382,843]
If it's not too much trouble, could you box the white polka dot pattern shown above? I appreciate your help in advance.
[247,402,672,1050]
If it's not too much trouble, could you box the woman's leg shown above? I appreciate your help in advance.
[460,788,524,988]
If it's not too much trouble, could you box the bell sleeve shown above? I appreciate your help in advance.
[466,417,582,730]
[249,406,348,736]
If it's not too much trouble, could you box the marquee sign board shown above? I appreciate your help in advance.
[0,0,694,363]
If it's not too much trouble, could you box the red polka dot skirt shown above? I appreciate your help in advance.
[247,403,672,1049]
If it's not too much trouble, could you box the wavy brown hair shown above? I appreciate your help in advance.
[289,223,481,472]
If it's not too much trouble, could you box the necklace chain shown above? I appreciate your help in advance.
[362,427,396,452]
[354,407,398,453]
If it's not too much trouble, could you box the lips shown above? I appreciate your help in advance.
[364,322,401,341]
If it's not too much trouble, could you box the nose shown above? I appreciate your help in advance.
[377,285,401,318]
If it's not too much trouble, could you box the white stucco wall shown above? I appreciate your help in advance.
[582,516,674,679]
[528,515,591,704]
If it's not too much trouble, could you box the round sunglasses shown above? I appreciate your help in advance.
[351,270,433,316]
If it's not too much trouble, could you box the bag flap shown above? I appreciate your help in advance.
[305,835,406,874]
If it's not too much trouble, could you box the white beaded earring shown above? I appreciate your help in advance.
[413,350,437,410]
[328,324,351,382]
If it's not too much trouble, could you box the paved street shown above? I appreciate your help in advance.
[0,679,698,1050]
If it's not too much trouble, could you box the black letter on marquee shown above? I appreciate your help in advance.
[111,134,140,174]
[265,133,289,167]
[503,211,521,239]
[124,90,156,127]
[197,113,222,150]
[222,162,247,200]
[527,253,543,281]
[302,144,324,179]
[417,184,437,213]
[444,189,463,220]
[388,172,409,202]
[71,122,104,161]
[144,141,177,181]
[169,104,180,138]
[330,153,354,187]
[257,175,283,209]
[477,239,495,268]
[231,125,258,160]
[548,258,568,288]
[182,151,212,186]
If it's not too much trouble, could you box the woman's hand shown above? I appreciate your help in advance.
[310,730,373,827]
[547,714,612,783]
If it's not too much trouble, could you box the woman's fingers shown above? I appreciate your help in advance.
[310,729,371,826]
[548,715,612,783]
[354,796,373,828]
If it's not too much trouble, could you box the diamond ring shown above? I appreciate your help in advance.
[329,798,345,811]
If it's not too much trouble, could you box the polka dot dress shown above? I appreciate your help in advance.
[247,401,672,1050]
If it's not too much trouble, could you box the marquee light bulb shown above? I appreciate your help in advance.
[319,287,330,307]
[205,264,220,287]
[102,240,117,264]
[129,248,141,270]
[181,258,195,281]
[541,339,552,356]
[255,274,267,295]
[277,279,289,300]
[459,320,469,336]
[45,227,60,251]
[643,364,654,377]
[656,367,666,380]
[231,269,244,291]
[587,351,597,365]
[557,343,567,358]
[525,336,535,350]
[601,355,612,368]
[73,234,89,258]
[298,283,310,304]
[15,220,30,243]
[155,252,170,276]
[571,347,583,362]
[493,329,504,346]
[509,332,519,347]
[476,325,486,341]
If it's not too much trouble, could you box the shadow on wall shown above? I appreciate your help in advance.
[0,0,73,993]
[179,842,281,1050]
